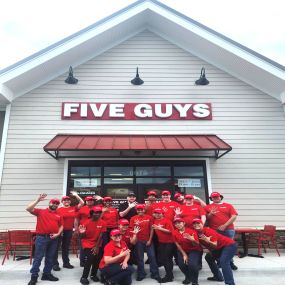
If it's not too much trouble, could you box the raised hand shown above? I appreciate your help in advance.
[38,193,47,202]
[132,226,141,234]
[174,207,182,215]
[78,225,86,234]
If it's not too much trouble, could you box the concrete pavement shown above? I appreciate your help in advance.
[1,250,285,285]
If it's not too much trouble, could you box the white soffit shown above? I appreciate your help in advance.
[0,0,284,103]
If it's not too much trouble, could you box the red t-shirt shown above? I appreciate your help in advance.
[32,208,63,234]
[121,228,132,248]
[99,240,128,268]
[173,227,202,252]
[57,206,79,230]
[101,207,119,229]
[153,217,174,243]
[156,201,179,221]
[144,202,158,216]
[81,219,107,249]
[77,206,93,224]
[130,214,153,241]
[197,227,235,250]
[204,203,238,230]
[180,204,206,226]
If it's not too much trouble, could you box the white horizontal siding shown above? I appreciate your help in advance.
[0,30,285,229]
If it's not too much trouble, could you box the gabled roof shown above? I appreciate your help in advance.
[1,0,285,105]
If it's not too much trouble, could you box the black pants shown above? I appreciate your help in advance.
[100,264,135,285]
[82,248,103,279]
[54,230,73,266]
[157,242,175,278]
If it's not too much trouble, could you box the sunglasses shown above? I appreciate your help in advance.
[51,202,60,205]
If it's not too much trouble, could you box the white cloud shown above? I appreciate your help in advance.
[0,0,284,70]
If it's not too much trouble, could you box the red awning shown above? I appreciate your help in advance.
[44,134,232,159]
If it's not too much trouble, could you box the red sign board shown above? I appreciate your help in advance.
[62,102,212,120]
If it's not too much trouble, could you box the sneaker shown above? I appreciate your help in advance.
[136,276,145,281]
[207,276,224,282]
[91,275,100,282]
[52,265,61,271]
[28,276,38,285]
[80,277,90,285]
[182,278,191,284]
[230,263,238,270]
[63,263,74,269]
[160,276,174,283]
[150,275,160,281]
[41,274,59,281]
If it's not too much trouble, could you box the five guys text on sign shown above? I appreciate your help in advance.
[62,102,212,120]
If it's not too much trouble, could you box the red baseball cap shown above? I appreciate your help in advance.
[153,208,164,214]
[103,196,113,201]
[185,194,194,199]
[61,196,71,202]
[210,192,224,200]
[161,190,170,196]
[118,219,129,225]
[173,217,185,223]
[85,196,95,201]
[192,218,203,224]
[110,229,121,236]
[49,198,60,204]
[147,191,157,196]
[174,193,182,199]
[91,206,103,213]
[135,204,145,210]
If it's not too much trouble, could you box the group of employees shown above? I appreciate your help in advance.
[26,189,238,285]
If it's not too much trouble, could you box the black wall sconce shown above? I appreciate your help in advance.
[65,66,78,84]
[195,67,209,85]
[131,67,144,85]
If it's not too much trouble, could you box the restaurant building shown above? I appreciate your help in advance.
[0,0,285,231]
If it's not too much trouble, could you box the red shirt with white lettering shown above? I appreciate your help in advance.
[121,229,132,248]
[197,227,235,250]
[130,214,153,241]
[156,201,179,221]
[57,206,79,230]
[153,217,174,243]
[81,219,107,249]
[99,240,128,268]
[204,203,238,230]
[173,227,202,252]
[101,207,119,229]
[77,206,93,225]
[32,208,63,234]
[180,204,206,226]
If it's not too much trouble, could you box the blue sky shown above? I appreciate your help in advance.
[0,0,284,70]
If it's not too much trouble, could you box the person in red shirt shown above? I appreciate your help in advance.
[173,217,202,285]
[130,204,160,281]
[156,190,179,221]
[99,229,135,285]
[26,194,63,285]
[53,191,84,271]
[174,193,185,205]
[152,207,175,283]
[204,192,238,270]
[144,190,158,216]
[76,196,96,267]
[192,219,237,285]
[78,206,107,285]
[176,194,206,227]
[101,197,119,237]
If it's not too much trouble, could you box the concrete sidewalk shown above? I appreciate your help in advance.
[1,250,285,285]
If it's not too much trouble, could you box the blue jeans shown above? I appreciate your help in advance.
[30,235,59,277]
[54,230,73,266]
[135,241,159,278]
[100,264,135,285]
[218,229,236,264]
[205,243,237,285]
[177,250,202,284]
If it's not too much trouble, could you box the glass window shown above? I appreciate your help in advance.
[136,166,171,176]
[70,167,100,177]
[104,177,134,184]
[105,187,131,199]
[174,178,206,201]
[174,166,204,177]
[136,177,171,184]
[104,167,133,176]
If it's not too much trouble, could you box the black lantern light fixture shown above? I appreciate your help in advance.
[131,67,144,85]
[195,67,209,85]
[65,66,78,84]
